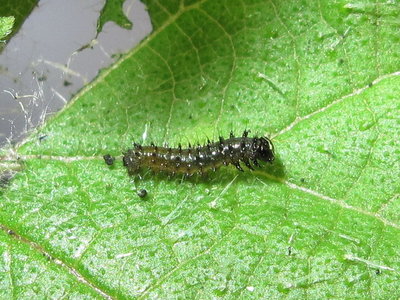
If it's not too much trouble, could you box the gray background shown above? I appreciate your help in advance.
[0,0,152,148]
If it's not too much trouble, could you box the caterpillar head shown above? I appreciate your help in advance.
[254,137,274,163]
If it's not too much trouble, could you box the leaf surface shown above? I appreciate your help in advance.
[96,0,132,36]
[0,16,14,41]
[1,0,400,298]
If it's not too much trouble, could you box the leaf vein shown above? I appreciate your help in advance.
[0,224,114,300]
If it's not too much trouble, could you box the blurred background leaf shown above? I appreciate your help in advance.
[0,0,37,48]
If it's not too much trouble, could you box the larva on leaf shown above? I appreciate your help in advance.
[119,130,274,177]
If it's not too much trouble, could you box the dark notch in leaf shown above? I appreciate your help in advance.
[96,0,133,37]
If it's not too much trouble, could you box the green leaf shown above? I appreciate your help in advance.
[0,227,103,298]
[96,0,133,36]
[0,0,37,44]
[0,16,14,41]
[2,0,400,298]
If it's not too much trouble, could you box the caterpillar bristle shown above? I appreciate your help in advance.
[243,159,254,170]
[233,162,244,172]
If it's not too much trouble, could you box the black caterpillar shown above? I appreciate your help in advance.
[119,130,274,176]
